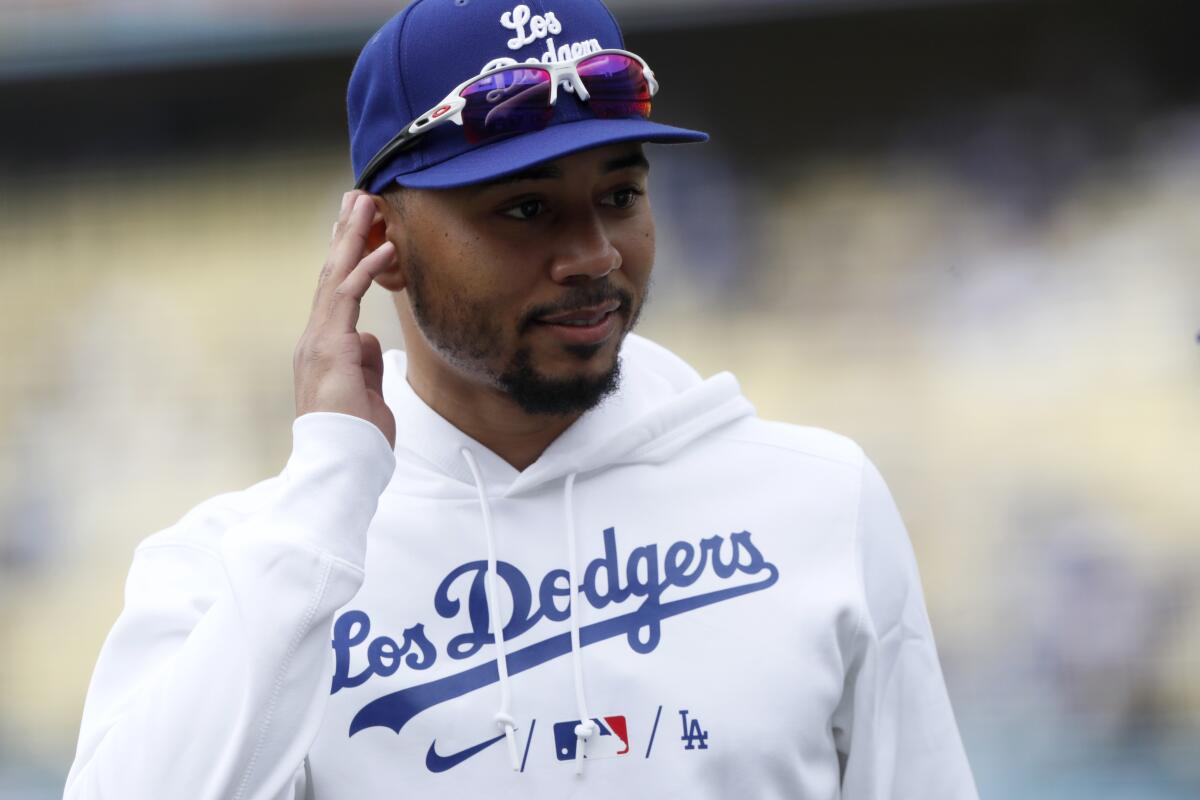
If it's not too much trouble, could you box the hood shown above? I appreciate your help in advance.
[379,333,755,497]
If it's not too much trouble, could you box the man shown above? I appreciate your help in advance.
[66,0,979,797]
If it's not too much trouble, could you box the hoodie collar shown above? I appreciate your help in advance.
[379,334,755,497]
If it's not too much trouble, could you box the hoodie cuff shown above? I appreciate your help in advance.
[267,412,396,567]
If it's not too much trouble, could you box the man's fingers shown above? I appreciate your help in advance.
[313,191,358,311]
[324,191,357,249]
[294,191,397,443]
[328,240,396,333]
[313,193,374,313]
[330,195,374,267]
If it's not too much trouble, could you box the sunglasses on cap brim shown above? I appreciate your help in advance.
[353,48,658,191]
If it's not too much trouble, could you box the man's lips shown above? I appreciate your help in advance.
[531,301,623,346]
[534,300,622,327]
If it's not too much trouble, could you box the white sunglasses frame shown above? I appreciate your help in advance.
[354,48,659,190]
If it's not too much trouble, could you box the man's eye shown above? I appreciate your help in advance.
[604,187,643,209]
[502,199,544,220]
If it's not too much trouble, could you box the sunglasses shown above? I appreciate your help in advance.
[354,48,658,190]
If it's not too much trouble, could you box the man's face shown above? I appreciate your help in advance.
[386,143,655,416]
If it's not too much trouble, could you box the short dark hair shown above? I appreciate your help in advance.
[381,185,406,214]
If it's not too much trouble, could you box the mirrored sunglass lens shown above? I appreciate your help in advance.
[577,54,652,119]
[459,67,553,144]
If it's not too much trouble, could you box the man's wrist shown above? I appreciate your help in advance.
[268,412,397,564]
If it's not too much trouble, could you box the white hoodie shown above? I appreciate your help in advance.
[65,334,978,799]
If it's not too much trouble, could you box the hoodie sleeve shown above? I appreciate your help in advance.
[831,455,979,800]
[64,412,396,800]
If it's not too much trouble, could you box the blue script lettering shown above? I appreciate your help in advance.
[434,560,541,659]
[330,611,436,694]
[342,527,779,737]
[437,528,771,658]
[583,527,767,652]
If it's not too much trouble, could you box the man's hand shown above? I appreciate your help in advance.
[294,191,398,448]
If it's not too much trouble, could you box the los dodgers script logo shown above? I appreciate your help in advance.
[331,526,779,737]
[479,3,605,75]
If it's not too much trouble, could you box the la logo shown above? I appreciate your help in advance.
[679,709,710,751]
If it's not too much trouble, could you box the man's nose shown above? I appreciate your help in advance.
[549,211,621,284]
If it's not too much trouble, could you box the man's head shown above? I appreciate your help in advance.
[369,141,654,416]
[346,0,705,417]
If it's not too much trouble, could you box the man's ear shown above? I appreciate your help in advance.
[367,194,407,292]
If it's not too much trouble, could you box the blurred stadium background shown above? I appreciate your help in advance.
[2,0,1199,797]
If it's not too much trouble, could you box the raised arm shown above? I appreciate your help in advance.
[65,192,399,800]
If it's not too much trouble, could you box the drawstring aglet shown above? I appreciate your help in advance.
[573,719,597,775]
[494,712,520,771]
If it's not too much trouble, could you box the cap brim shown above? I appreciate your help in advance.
[388,118,708,190]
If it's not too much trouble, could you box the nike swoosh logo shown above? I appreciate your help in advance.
[425,733,507,773]
[350,567,778,737]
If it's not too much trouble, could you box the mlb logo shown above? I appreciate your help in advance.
[552,716,630,761]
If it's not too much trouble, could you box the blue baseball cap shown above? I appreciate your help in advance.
[347,0,708,191]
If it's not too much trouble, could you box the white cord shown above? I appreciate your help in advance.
[563,473,596,775]
[461,448,520,771]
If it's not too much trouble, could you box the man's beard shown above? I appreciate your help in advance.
[403,244,643,416]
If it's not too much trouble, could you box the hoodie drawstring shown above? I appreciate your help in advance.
[562,472,596,775]
[461,448,521,772]
[460,450,595,777]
